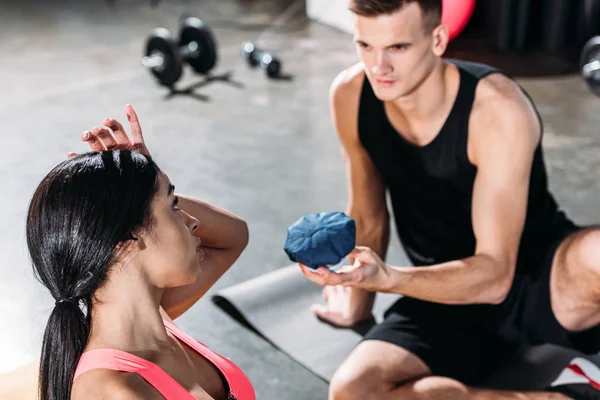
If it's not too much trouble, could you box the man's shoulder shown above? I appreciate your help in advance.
[329,63,366,143]
[330,63,366,103]
[473,73,533,115]
[469,72,541,159]
[472,72,540,133]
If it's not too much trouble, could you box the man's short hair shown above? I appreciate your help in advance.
[349,0,443,33]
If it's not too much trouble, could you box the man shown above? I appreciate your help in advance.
[299,1,600,399]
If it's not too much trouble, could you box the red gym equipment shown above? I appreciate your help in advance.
[442,0,476,41]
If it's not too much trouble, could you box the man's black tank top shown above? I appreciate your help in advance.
[358,59,571,274]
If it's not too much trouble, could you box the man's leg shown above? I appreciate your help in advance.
[550,227,600,334]
[329,339,430,399]
[330,340,569,400]
[531,226,600,397]
[330,302,571,400]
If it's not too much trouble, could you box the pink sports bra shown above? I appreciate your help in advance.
[74,320,255,400]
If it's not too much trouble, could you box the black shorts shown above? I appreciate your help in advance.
[363,224,600,384]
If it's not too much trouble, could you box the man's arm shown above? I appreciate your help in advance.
[331,66,390,317]
[160,196,249,319]
[383,77,541,305]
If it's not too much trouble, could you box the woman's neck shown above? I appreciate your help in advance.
[85,267,171,354]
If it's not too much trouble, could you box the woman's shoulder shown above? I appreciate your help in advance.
[72,368,162,399]
[70,308,178,399]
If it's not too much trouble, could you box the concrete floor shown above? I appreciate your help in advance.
[0,0,599,399]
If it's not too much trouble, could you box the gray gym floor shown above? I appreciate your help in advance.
[0,0,599,399]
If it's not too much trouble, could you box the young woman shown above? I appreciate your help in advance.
[26,105,255,399]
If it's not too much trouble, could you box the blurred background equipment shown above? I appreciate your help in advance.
[237,0,307,80]
[581,36,600,96]
[143,17,217,87]
[240,42,281,79]
[485,0,600,52]
[441,0,476,42]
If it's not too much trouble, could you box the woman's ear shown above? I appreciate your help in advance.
[115,234,139,251]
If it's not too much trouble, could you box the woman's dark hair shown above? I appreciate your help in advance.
[26,150,159,400]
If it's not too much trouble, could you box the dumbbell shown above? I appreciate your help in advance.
[240,41,282,78]
[581,36,600,96]
[142,17,218,87]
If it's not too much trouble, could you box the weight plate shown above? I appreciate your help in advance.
[266,59,281,78]
[580,36,600,96]
[179,17,218,74]
[145,27,183,87]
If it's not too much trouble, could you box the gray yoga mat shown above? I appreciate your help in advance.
[212,263,598,390]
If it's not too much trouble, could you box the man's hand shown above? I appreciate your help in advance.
[299,246,392,292]
[300,246,390,327]
[311,285,373,327]
[68,104,151,157]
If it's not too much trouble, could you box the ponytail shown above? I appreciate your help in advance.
[39,300,89,400]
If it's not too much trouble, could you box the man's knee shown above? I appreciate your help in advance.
[571,229,600,275]
[558,228,600,299]
[330,372,471,400]
[329,363,387,400]
[412,376,471,400]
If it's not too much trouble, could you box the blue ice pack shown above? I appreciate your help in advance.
[284,212,356,270]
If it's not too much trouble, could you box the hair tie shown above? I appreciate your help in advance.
[55,298,77,307]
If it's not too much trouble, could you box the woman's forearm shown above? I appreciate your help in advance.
[178,194,249,250]
[160,195,249,319]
